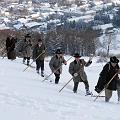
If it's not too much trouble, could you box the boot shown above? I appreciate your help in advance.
[73,82,78,93]
[41,71,44,77]
[55,79,59,84]
[118,97,120,103]
[105,97,110,102]
[73,89,77,93]
[55,78,59,84]
[95,87,101,93]
[36,70,39,74]
[23,59,25,64]
[27,60,30,66]
[86,89,92,95]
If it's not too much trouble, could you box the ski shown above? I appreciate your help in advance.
[23,63,35,68]
[41,74,53,82]
[91,95,105,97]
[85,92,93,96]
[85,92,105,97]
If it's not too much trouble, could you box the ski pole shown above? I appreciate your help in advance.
[59,77,73,92]
[94,72,118,102]
[42,56,73,82]
[59,67,83,93]
[23,49,46,72]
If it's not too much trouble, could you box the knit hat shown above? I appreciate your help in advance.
[74,53,81,58]
[110,56,119,63]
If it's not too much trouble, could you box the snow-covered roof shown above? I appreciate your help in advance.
[17,18,32,24]
[48,19,60,24]
[112,0,120,4]
[85,10,96,15]
[24,22,40,28]
[99,23,113,30]
[41,13,49,18]
[40,7,54,12]
[94,1,103,5]
[24,22,47,28]
[3,18,11,22]
[40,3,50,7]
[13,23,23,29]
[0,23,10,30]
[30,12,41,19]
[68,15,94,22]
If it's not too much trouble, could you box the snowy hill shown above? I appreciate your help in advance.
[0,56,120,120]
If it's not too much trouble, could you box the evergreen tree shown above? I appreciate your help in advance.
[113,8,120,27]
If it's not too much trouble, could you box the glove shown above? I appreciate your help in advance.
[64,61,67,65]
[73,73,78,77]
[89,60,92,64]
[95,86,102,93]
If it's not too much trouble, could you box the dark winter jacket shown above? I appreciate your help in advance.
[6,37,16,52]
[69,59,92,82]
[95,62,119,91]
[21,39,32,57]
[49,55,66,74]
[33,44,46,61]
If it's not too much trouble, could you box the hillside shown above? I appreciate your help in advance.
[0,56,120,120]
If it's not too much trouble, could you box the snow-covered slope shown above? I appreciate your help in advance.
[0,56,120,120]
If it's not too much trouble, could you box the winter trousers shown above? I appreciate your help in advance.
[23,57,30,65]
[36,59,44,72]
[54,73,60,84]
[105,89,112,102]
[105,88,120,102]
[117,83,120,102]
[73,80,89,93]
[73,82,79,93]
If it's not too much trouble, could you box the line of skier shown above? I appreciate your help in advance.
[4,34,120,102]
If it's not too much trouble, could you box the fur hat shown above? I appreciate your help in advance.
[110,56,119,63]
[55,49,62,54]
[74,53,81,58]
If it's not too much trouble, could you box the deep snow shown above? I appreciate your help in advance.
[0,56,120,120]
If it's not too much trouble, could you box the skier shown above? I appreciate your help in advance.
[95,56,120,102]
[20,34,32,66]
[6,36,17,60]
[69,53,92,95]
[49,49,67,84]
[33,39,46,77]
